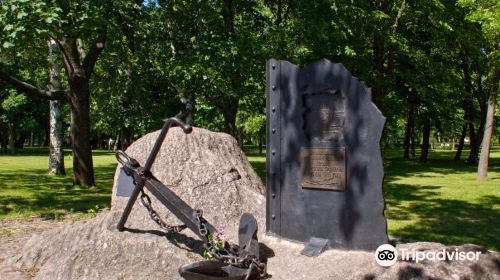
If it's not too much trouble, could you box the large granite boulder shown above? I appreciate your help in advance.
[111,127,266,242]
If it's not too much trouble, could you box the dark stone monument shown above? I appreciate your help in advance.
[266,59,388,251]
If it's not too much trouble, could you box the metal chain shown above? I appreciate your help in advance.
[123,162,187,234]
[194,210,267,279]
[139,189,187,233]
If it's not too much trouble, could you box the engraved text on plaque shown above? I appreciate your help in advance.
[300,147,346,191]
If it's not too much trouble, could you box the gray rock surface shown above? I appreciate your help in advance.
[111,127,266,242]
[263,238,500,280]
[6,211,196,280]
[3,127,499,280]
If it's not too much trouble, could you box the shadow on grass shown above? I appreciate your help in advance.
[384,150,500,250]
[0,159,116,218]
[244,147,267,184]
[250,160,266,184]
[384,151,500,177]
[385,183,500,250]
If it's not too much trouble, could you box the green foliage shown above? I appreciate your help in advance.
[1,89,27,122]
[458,0,499,43]
[458,0,499,78]
[202,234,225,260]
[0,89,48,137]
[242,114,265,137]
[0,0,497,160]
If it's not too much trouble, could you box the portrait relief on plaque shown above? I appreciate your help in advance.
[303,91,346,144]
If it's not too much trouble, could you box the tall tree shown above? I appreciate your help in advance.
[47,39,65,175]
[458,0,500,178]
[0,0,112,185]
[420,112,432,162]
[478,69,499,178]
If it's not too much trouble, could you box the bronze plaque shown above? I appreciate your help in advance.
[300,147,346,191]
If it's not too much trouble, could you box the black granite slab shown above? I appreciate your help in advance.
[266,59,388,250]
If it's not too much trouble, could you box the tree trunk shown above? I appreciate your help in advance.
[37,132,44,147]
[220,0,240,139]
[120,127,132,151]
[49,100,66,175]
[372,34,385,109]
[28,131,33,146]
[43,121,50,147]
[0,125,7,153]
[8,123,15,154]
[258,128,263,155]
[222,0,235,35]
[420,114,431,162]
[0,122,6,153]
[403,109,413,159]
[477,69,499,179]
[403,102,415,159]
[455,123,467,160]
[97,133,103,149]
[467,122,479,164]
[0,33,105,186]
[460,48,480,164]
[411,133,416,158]
[69,85,95,186]
[113,133,120,151]
[475,59,487,149]
[15,133,26,149]
[222,102,238,137]
[48,39,65,175]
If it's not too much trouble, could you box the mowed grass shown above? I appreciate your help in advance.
[0,148,116,219]
[0,147,499,250]
[383,149,500,250]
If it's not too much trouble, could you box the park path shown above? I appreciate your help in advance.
[0,217,67,280]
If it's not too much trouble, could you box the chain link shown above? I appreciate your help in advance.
[139,190,187,233]
[194,210,267,279]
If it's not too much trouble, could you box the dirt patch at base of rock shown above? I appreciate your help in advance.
[0,217,68,280]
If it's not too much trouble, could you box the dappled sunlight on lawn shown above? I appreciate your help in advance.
[384,149,500,250]
[0,149,116,218]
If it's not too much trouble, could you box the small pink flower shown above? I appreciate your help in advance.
[214,225,225,240]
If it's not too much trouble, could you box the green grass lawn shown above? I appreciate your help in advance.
[0,148,116,219]
[383,149,500,250]
[0,147,499,250]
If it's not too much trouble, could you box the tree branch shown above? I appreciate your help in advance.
[385,0,406,75]
[0,69,68,100]
[83,31,107,76]
[49,35,75,77]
